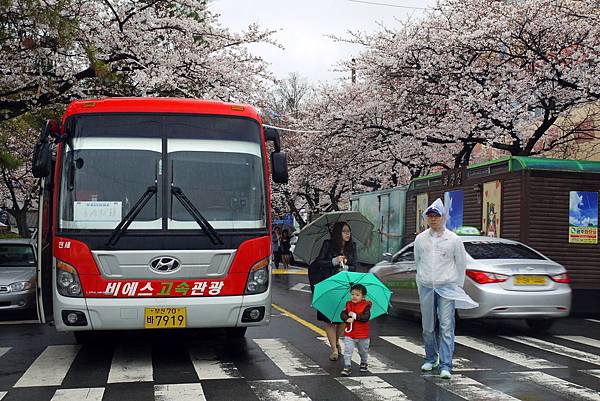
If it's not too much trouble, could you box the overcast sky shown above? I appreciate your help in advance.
[210,0,437,84]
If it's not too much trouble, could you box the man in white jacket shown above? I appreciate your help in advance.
[414,198,476,380]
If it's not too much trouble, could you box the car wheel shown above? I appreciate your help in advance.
[225,327,247,339]
[525,319,555,332]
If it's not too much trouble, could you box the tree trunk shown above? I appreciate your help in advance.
[10,209,30,238]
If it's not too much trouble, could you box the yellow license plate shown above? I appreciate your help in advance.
[514,275,547,286]
[144,307,186,328]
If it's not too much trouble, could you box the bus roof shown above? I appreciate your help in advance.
[63,98,262,122]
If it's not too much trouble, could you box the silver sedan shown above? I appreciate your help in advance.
[369,236,571,332]
[0,239,37,311]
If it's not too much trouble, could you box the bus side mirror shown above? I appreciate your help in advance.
[32,119,59,178]
[264,125,288,184]
[271,151,288,184]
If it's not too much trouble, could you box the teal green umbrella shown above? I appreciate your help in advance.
[312,271,392,323]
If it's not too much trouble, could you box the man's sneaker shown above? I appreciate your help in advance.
[421,359,439,371]
[341,368,351,376]
[440,369,452,379]
[360,363,368,372]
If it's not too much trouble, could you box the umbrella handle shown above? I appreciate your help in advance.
[345,321,353,333]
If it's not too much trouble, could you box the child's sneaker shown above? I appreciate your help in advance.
[359,363,368,372]
[341,368,351,376]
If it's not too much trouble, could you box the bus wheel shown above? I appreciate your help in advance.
[74,331,94,344]
[225,327,247,339]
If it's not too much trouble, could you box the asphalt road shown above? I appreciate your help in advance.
[0,266,599,401]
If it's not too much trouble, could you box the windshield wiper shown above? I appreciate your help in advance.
[171,186,224,245]
[105,185,158,247]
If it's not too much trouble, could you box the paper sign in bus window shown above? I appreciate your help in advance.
[73,201,122,222]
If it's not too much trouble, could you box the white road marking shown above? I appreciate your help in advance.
[0,392,6,400]
[582,370,600,379]
[0,348,10,359]
[50,388,105,401]
[586,319,600,324]
[431,374,521,401]
[317,337,408,374]
[336,376,410,401]
[14,345,81,387]
[189,348,242,379]
[253,339,326,376]
[154,383,206,401]
[512,371,600,401]
[555,335,600,349]
[249,379,312,401]
[501,336,600,366]
[455,336,564,369]
[380,336,486,371]
[289,283,311,293]
[107,344,153,383]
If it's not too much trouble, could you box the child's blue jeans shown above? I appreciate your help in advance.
[342,337,370,368]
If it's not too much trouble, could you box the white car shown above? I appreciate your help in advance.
[370,236,571,332]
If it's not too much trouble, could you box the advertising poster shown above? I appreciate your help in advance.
[569,191,598,244]
[482,181,501,237]
[416,193,429,233]
[444,190,464,231]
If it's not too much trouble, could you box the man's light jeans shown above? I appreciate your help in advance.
[418,285,456,372]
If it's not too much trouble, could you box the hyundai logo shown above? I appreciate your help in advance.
[149,256,181,274]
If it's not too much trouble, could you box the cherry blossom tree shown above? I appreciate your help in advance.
[0,0,277,122]
[339,0,600,167]
[0,116,43,237]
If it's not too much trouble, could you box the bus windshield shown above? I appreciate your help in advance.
[59,114,267,231]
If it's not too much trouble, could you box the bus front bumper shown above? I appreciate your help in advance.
[53,291,271,331]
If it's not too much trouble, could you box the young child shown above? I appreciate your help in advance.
[340,284,372,376]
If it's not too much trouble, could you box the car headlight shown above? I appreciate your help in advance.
[56,260,83,297]
[245,257,270,295]
[9,281,33,292]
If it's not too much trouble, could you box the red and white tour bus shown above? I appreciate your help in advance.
[32,98,288,341]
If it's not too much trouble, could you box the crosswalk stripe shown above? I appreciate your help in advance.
[50,387,105,401]
[512,371,600,401]
[555,336,600,349]
[0,348,9,359]
[249,379,312,401]
[336,376,410,401]
[14,345,81,387]
[253,339,326,376]
[317,337,409,374]
[189,348,242,380]
[455,336,564,369]
[582,370,600,379]
[107,344,153,383]
[500,336,600,366]
[380,336,486,371]
[430,374,521,401]
[154,383,206,401]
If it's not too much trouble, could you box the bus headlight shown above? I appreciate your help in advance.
[245,257,270,295]
[56,260,83,297]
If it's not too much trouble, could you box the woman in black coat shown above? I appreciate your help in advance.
[308,221,357,361]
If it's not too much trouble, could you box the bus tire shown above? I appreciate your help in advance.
[74,331,94,344]
[225,327,247,339]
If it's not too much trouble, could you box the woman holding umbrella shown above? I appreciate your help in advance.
[309,221,357,361]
